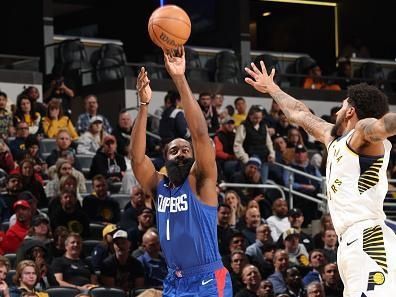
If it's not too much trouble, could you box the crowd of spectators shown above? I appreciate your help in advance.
[0,79,394,297]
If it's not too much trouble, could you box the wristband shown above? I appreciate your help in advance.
[140,101,149,106]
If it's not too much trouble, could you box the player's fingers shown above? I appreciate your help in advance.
[260,61,268,76]
[269,68,276,80]
[138,81,150,92]
[250,62,261,75]
[244,77,255,86]
[245,67,257,79]
[180,45,185,58]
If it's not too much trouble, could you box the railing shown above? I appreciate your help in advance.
[218,182,286,201]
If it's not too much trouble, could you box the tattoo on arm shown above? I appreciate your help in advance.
[384,113,396,135]
[272,90,310,119]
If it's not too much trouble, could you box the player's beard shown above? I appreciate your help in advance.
[330,112,345,137]
[165,157,195,187]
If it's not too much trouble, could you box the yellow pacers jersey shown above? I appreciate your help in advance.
[326,129,391,236]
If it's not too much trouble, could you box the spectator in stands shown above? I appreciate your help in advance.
[240,208,263,246]
[112,110,133,157]
[236,264,262,297]
[43,75,75,116]
[320,263,343,297]
[48,226,68,259]
[283,267,305,297]
[312,213,333,249]
[0,256,10,297]
[151,90,177,134]
[284,208,314,252]
[245,224,272,267]
[234,105,275,183]
[89,134,126,184]
[281,228,309,267]
[222,230,249,272]
[119,184,148,231]
[266,197,290,242]
[76,95,112,134]
[214,116,238,181]
[198,92,219,134]
[13,95,42,136]
[45,129,81,170]
[22,215,52,247]
[233,97,247,127]
[100,229,145,292]
[9,121,30,162]
[268,133,294,185]
[267,249,289,295]
[42,99,78,140]
[229,249,249,295]
[137,230,167,287]
[0,174,23,222]
[212,93,225,116]
[46,159,86,203]
[306,281,325,297]
[303,63,341,91]
[18,158,47,208]
[2,200,32,253]
[82,175,120,224]
[51,233,97,290]
[286,127,304,149]
[49,190,90,238]
[23,136,47,180]
[230,157,267,206]
[77,116,106,156]
[8,191,45,228]
[91,224,117,274]
[158,90,190,145]
[334,58,354,90]
[21,86,46,118]
[257,280,274,297]
[217,203,234,256]
[322,229,338,263]
[224,190,245,227]
[302,249,326,286]
[0,91,14,138]
[9,260,49,297]
[283,145,322,224]
[0,139,15,174]
[274,112,293,139]
[127,207,155,252]
[265,100,281,133]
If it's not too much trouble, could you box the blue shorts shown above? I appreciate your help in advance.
[163,260,233,297]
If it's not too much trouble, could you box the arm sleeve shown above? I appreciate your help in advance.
[233,125,249,163]
[214,135,232,160]
[266,129,276,159]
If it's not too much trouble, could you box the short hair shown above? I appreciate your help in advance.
[347,83,389,120]
[217,203,231,211]
[164,90,179,106]
[234,97,245,105]
[309,249,325,261]
[65,232,81,245]
[0,91,7,98]
[199,92,211,99]
[84,94,97,102]
[92,174,107,184]
[13,260,39,285]
[247,105,263,117]
[56,128,71,138]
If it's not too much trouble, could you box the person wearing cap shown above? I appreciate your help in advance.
[82,174,120,224]
[234,105,275,183]
[42,99,78,140]
[45,129,82,171]
[77,115,107,156]
[76,94,112,135]
[214,115,238,181]
[281,228,309,268]
[90,224,118,274]
[282,144,322,225]
[2,199,32,253]
[89,133,126,183]
[8,191,47,228]
[0,173,23,222]
[285,208,314,252]
[131,54,233,296]
[101,229,145,291]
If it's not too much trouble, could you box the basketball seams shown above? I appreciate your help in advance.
[151,16,191,29]
[153,23,189,41]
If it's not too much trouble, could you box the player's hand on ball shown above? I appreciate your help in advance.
[137,67,152,104]
[245,61,277,94]
[164,46,185,77]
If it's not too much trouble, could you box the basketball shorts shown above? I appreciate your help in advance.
[162,260,233,297]
[337,219,396,297]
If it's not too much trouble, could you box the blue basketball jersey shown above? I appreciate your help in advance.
[156,177,221,270]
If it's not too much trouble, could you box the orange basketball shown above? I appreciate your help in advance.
[148,5,191,50]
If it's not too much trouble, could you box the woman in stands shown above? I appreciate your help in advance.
[224,190,245,227]
[77,115,107,155]
[9,260,49,297]
[13,95,42,136]
[42,99,78,140]
[0,256,10,297]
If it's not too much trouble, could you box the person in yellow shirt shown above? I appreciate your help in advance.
[232,97,247,127]
[13,95,42,135]
[42,99,78,140]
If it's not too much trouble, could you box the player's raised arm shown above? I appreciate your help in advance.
[130,68,160,193]
[163,46,217,206]
[355,112,396,143]
[245,61,334,146]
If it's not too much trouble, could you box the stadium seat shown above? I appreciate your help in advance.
[46,286,81,297]
[254,54,282,84]
[285,55,317,87]
[4,253,16,269]
[88,223,105,240]
[91,43,127,82]
[85,180,93,194]
[111,194,131,210]
[184,47,210,82]
[76,154,94,173]
[39,138,57,154]
[1,221,9,232]
[82,239,101,257]
[214,51,241,83]
[6,270,15,285]
[89,287,127,297]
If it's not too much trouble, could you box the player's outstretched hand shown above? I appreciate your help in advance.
[244,61,278,94]
[164,46,185,78]
[137,67,152,104]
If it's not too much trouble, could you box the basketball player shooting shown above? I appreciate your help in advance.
[244,61,396,296]
[130,46,232,297]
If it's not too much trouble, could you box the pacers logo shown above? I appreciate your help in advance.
[367,271,385,291]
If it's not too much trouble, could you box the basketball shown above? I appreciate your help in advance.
[148,5,191,50]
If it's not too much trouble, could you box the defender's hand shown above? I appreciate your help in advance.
[244,61,278,94]
[137,67,152,103]
[164,46,185,77]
